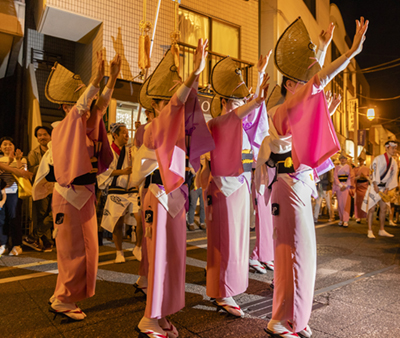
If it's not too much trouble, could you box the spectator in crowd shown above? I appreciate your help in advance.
[0,136,28,256]
[314,168,334,223]
[353,153,370,223]
[363,140,398,238]
[187,159,205,231]
[97,122,141,264]
[23,126,54,252]
[333,151,354,227]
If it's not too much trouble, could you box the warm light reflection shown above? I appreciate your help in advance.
[367,108,375,121]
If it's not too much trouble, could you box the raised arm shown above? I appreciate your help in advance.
[319,17,368,88]
[96,53,121,113]
[316,22,335,67]
[176,39,208,104]
[235,74,270,119]
[255,50,272,96]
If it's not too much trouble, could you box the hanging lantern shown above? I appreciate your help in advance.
[138,0,152,71]
[170,0,181,73]
[367,108,375,121]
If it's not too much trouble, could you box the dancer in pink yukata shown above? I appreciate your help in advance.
[131,39,214,338]
[333,151,355,227]
[33,51,120,321]
[258,17,369,338]
[354,152,370,223]
[199,53,270,316]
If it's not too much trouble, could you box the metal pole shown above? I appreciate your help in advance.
[137,0,162,122]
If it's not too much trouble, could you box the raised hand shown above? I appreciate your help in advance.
[348,17,369,57]
[325,90,333,107]
[15,149,23,161]
[110,54,122,79]
[92,50,105,87]
[257,50,272,73]
[330,93,342,114]
[256,74,270,104]
[193,38,209,76]
[319,22,335,51]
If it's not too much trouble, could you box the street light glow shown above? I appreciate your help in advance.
[367,108,375,121]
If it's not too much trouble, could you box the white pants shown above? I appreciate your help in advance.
[313,188,333,221]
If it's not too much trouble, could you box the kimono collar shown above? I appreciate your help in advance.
[112,142,121,156]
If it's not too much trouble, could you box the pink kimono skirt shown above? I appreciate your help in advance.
[205,180,250,298]
[52,189,98,303]
[143,189,186,319]
[270,177,316,332]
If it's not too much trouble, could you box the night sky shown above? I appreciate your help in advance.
[331,0,400,135]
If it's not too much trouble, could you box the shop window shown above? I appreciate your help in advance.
[179,7,240,58]
[115,102,146,140]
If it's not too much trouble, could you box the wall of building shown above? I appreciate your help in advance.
[40,0,259,89]
[260,0,331,86]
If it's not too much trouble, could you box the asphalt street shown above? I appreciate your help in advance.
[0,216,399,338]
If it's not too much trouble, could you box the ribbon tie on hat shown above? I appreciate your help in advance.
[74,84,85,93]
[308,57,318,70]
[169,79,183,92]
[231,81,245,96]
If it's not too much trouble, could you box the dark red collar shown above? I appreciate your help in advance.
[384,153,390,168]
[111,142,121,156]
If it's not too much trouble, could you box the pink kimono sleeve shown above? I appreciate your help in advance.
[333,165,341,189]
[52,106,92,186]
[148,94,186,194]
[282,74,340,170]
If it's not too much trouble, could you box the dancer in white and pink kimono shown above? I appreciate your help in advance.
[132,39,214,338]
[333,152,354,227]
[33,52,119,321]
[200,54,270,316]
[362,141,398,238]
[354,155,370,223]
[259,17,369,338]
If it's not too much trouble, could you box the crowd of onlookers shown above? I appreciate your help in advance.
[0,124,207,257]
[313,153,400,227]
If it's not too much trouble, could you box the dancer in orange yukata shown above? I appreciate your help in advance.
[33,51,120,321]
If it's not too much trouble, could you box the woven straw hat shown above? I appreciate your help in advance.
[139,75,153,110]
[210,56,250,118]
[266,85,285,111]
[139,49,182,110]
[274,17,321,84]
[358,148,367,160]
[338,150,349,159]
[45,62,87,105]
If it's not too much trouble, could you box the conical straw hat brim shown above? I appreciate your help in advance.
[266,85,285,111]
[146,49,182,100]
[45,62,87,105]
[211,95,222,118]
[274,17,321,83]
[139,75,153,110]
[211,56,250,99]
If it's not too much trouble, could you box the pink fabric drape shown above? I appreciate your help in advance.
[276,75,340,170]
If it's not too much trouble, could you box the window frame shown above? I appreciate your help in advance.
[179,6,241,59]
